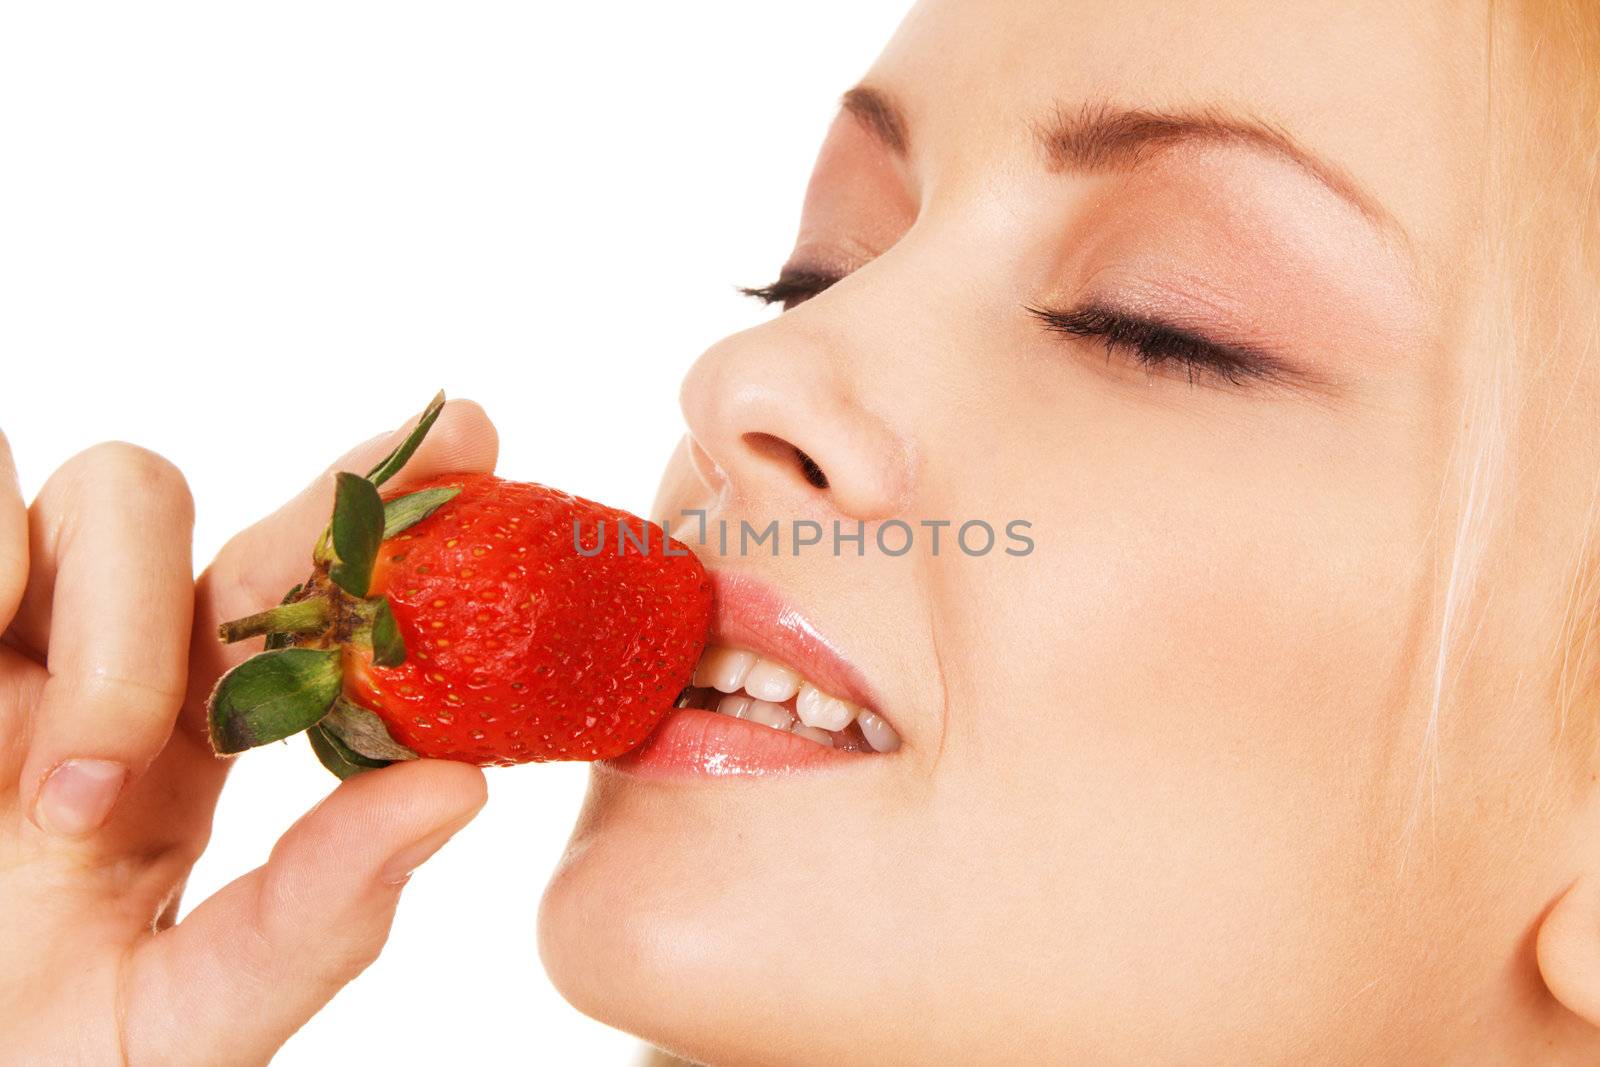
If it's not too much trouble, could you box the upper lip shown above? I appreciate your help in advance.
[704,568,886,719]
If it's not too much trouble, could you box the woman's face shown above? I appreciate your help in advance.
[540,2,1572,1062]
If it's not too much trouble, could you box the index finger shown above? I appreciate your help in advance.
[186,399,499,714]
[17,443,196,838]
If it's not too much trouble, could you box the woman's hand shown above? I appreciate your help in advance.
[0,402,499,1065]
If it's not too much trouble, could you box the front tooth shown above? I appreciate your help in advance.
[744,659,801,702]
[694,647,756,692]
[716,693,753,719]
[742,699,795,731]
[795,683,855,731]
[857,709,901,752]
[790,724,835,747]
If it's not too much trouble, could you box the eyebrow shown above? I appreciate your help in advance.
[840,84,1400,236]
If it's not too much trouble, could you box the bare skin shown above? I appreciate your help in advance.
[0,404,497,1065]
[2,1,1596,1064]
[537,1,1600,1064]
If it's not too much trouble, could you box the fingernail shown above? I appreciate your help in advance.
[379,814,474,886]
[35,759,127,837]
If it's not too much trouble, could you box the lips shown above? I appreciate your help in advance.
[604,570,901,778]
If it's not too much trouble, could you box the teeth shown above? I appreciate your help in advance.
[694,647,757,692]
[690,644,903,753]
[790,724,834,747]
[856,709,900,753]
[744,660,801,702]
[742,699,795,731]
[795,683,856,731]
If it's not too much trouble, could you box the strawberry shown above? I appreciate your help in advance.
[207,393,712,776]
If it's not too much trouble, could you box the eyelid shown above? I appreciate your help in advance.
[1027,302,1304,389]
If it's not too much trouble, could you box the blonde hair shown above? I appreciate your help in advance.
[1407,0,1600,853]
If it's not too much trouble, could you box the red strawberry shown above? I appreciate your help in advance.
[345,472,710,763]
[207,394,712,776]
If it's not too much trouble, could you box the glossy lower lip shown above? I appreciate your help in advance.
[605,707,866,778]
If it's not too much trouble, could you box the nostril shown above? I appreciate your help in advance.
[795,449,829,490]
[742,432,831,492]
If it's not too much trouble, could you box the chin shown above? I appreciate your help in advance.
[537,766,915,1067]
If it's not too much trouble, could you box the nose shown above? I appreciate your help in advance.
[677,322,912,520]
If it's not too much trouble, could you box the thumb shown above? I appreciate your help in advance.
[121,760,488,1067]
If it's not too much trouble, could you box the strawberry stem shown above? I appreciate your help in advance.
[217,597,332,644]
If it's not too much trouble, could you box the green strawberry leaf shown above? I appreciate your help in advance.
[382,485,462,539]
[329,472,385,597]
[369,596,407,667]
[208,647,344,754]
[366,391,446,488]
[308,723,391,779]
[322,698,418,762]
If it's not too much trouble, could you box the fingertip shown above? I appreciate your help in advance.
[321,396,499,489]
[347,757,489,822]
[314,761,482,885]
[408,398,499,479]
[318,398,498,492]
[430,756,491,814]
[294,758,487,869]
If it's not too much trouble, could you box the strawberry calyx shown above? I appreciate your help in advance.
[207,392,460,778]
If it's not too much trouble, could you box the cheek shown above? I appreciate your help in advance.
[909,391,1444,1050]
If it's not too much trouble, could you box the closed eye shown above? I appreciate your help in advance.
[1026,304,1289,388]
[744,268,1300,391]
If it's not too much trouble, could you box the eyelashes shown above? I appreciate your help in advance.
[1024,304,1285,387]
[742,267,1288,388]
[737,268,840,310]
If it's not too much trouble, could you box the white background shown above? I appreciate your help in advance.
[0,2,911,1062]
